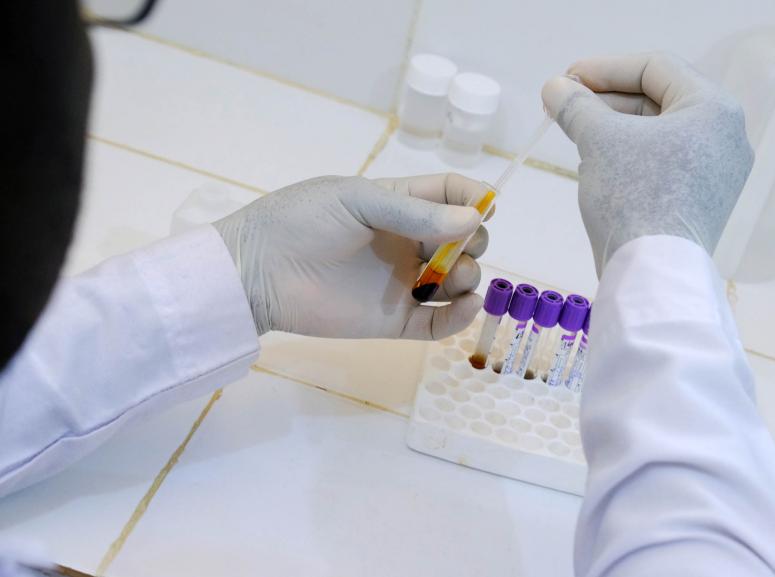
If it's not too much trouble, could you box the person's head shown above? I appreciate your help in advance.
[2,1,156,370]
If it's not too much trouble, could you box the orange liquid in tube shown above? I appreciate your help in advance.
[411,188,497,302]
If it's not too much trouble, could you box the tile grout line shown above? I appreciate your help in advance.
[95,389,224,576]
[389,0,424,112]
[251,364,410,419]
[726,279,738,312]
[107,25,579,182]
[356,115,399,175]
[116,27,390,120]
[748,349,775,363]
[88,134,268,196]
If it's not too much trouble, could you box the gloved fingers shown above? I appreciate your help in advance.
[597,92,661,116]
[542,75,616,145]
[427,254,482,301]
[567,52,711,111]
[372,173,490,211]
[401,292,483,340]
[419,225,488,261]
[342,176,481,245]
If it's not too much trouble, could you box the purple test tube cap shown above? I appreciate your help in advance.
[483,278,514,316]
[559,294,590,332]
[508,283,539,321]
[533,290,563,328]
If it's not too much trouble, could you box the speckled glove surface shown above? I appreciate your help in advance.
[542,52,754,275]
[213,174,489,340]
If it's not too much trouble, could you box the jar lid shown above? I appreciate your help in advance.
[448,72,501,115]
[405,54,458,96]
[194,183,229,209]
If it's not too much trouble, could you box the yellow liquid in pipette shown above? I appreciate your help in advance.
[411,116,554,303]
[411,188,497,302]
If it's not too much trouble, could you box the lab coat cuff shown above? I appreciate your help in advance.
[131,225,260,381]
[596,235,733,336]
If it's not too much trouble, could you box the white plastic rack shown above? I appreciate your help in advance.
[407,313,587,495]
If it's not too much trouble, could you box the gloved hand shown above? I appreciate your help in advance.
[213,174,489,340]
[542,52,754,275]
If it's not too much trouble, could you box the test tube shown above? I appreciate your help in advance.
[565,306,591,392]
[546,295,590,387]
[500,284,539,375]
[412,116,554,303]
[469,278,514,370]
[515,290,563,379]
[412,185,497,302]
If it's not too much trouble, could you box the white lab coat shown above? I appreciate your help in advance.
[1,228,774,576]
[0,226,259,499]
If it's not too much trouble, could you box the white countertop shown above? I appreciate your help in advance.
[1,27,773,577]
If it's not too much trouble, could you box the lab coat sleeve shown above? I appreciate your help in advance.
[0,225,259,498]
[576,235,775,577]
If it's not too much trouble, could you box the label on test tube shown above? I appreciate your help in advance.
[515,324,540,378]
[546,333,577,387]
[470,278,514,370]
[565,334,588,392]
[501,321,528,375]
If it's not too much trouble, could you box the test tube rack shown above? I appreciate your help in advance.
[406,312,586,495]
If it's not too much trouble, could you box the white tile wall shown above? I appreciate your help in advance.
[139,0,419,112]
[733,280,775,360]
[135,0,775,170]
[89,28,388,192]
[65,140,260,276]
[106,370,581,577]
[410,0,775,168]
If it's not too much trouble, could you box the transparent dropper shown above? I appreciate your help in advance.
[411,115,554,303]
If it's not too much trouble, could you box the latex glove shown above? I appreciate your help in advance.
[542,52,754,275]
[213,174,489,340]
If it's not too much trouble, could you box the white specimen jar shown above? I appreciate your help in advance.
[170,183,246,235]
[398,54,458,148]
[439,72,501,167]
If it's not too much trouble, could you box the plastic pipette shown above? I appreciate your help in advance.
[411,115,554,302]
